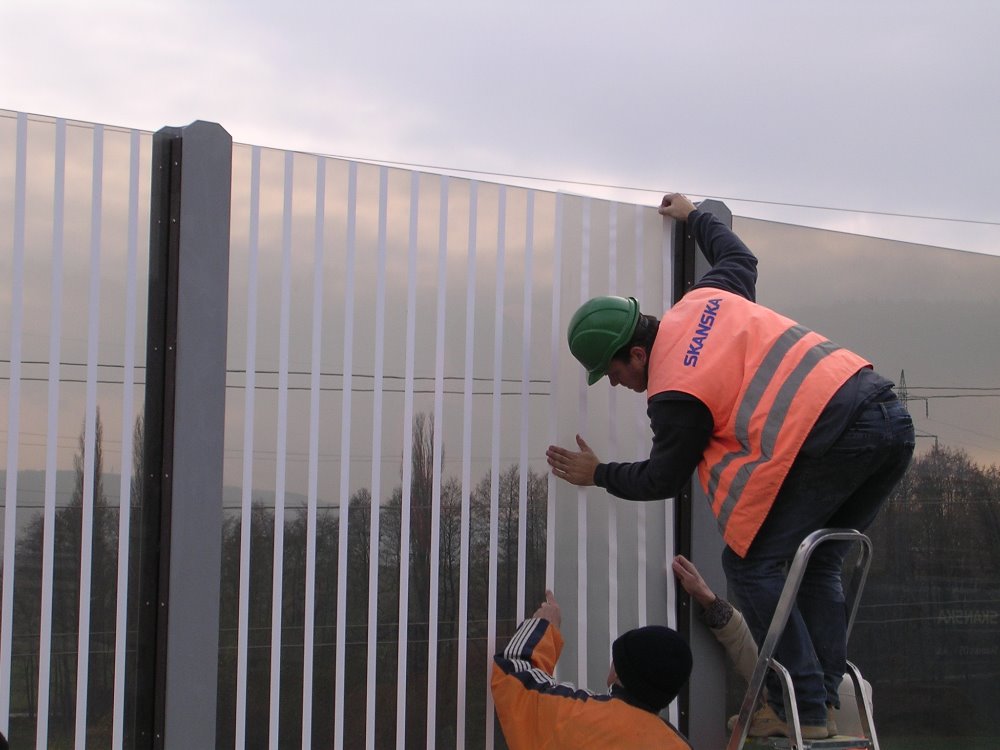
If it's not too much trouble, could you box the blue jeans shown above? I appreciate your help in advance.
[722,395,914,725]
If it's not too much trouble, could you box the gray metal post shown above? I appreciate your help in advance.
[136,120,231,749]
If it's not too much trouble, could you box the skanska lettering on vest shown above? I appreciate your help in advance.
[683,298,723,367]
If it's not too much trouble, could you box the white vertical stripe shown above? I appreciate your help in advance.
[607,204,619,642]
[0,110,27,734]
[384,172,420,750]
[35,116,65,750]
[425,176,448,748]
[545,194,563,594]
[484,185,507,750]
[607,202,618,295]
[424,173,442,750]
[666,493,678,732]
[368,167,391,747]
[268,151,295,750]
[634,207,648,626]
[515,191,535,623]
[576,198,590,686]
[455,180,476,750]
[74,122,103,750]
[333,162,358,746]
[661,216,672,315]
[660,218,674,600]
[637,513,648,625]
[111,128,141,750]
[301,156,326,750]
[396,166,413,747]
[661,215,679,729]
[235,145,262,750]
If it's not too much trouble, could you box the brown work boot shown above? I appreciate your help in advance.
[746,704,831,739]
[726,697,766,732]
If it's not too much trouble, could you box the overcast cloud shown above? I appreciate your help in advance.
[3,0,999,253]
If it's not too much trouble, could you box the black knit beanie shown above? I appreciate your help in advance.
[611,625,693,712]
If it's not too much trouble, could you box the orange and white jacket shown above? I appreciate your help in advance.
[492,617,692,750]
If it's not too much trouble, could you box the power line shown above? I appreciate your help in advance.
[3,111,996,227]
[0,359,550,385]
[11,361,1000,398]
[306,149,1000,228]
[17,373,1000,399]
[920,394,1000,400]
[907,386,1000,391]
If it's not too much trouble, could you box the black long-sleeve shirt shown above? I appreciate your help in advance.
[594,210,892,502]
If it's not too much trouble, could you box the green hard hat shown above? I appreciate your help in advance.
[567,296,640,385]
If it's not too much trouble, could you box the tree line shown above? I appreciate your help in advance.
[215,413,548,749]
[5,412,1000,747]
[852,445,1000,740]
[5,412,546,749]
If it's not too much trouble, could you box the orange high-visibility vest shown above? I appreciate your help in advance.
[647,288,870,557]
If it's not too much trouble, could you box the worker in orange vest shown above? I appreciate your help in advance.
[547,193,914,740]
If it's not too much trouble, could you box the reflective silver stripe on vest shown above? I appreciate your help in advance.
[714,336,843,536]
[707,324,811,501]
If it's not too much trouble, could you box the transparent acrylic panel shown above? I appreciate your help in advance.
[734,216,1000,748]
[0,111,149,748]
[549,196,675,704]
[221,140,678,748]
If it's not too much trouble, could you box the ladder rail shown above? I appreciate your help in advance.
[843,543,874,642]
[845,660,879,750]
[726,529,873,750]
[771,658,804,750]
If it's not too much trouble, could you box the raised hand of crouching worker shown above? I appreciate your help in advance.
[533,590,562,629]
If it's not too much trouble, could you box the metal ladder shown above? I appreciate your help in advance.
[726,529,880,750]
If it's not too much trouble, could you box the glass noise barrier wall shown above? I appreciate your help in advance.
[2,109,1000,749]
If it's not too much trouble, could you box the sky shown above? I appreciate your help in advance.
[3,0,999,255]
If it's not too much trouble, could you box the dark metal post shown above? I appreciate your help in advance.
[672,200,732,749]
[134,121,231,749]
